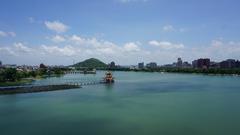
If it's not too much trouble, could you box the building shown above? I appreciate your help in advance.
[162,64,174,68]
[4,64,17,69]
[109,61,116,69]
[138,62,144,69]
[236,60,240,68]
[130,65,138,70]
[40,63,47,69]
[146,62,157,69]
[210,62,220,68]
[220,59,236,69]
[192,58,210,69]
[182,61,191,68]
[192,60,198,68]
[0,61,2,69]
[176,58,183,68]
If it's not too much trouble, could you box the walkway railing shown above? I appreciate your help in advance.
[64,70,96,74]
[66,81,104,86]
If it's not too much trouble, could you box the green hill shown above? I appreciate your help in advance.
[72,58,107,68]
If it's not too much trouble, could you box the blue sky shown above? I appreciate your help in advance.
[1,0,240,65]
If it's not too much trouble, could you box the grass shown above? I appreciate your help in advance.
[0,79,33,87]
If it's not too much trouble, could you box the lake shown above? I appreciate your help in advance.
[0,71,240,135]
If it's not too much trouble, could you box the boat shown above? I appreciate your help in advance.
[102,72,114,83]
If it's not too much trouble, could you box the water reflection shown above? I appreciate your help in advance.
[105,84,114,91]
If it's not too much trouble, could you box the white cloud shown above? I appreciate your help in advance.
[123,42,141,52]
[51,35,66,43]
[179,28,187,32]
[45,21,69,33]
[208,40,240,60]
[41,45,77,57]
[0,31,7,37]
[174,39,240,62]
[2,34,240,65]
[162,25,187,33]
[149,40,185,49]
[69,35,117,49]
[0,47,16,56]
[70,35,99,46]
[70,35,85,44]
[28,17,42,24]
[0,30,16,37]
[0,42,31,56]
[40,35,144,63]
[8,32,16,37]
[163,25,175,32]
[96,48,115,55]
[211,40,224,47]
[14,42,32,53]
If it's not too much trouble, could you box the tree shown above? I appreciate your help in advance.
[1,68,18,82]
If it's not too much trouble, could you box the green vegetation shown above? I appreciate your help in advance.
[0,68,34,86]
[159,68,240,75]
[0,79,33,87]
[72,58,107,69]
[107,67,240,75]
[0,67,66,86]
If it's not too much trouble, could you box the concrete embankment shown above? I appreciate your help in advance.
[0,84,81,95]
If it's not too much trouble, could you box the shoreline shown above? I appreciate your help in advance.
[101,69,240,77]
[0,75,64,87]
[0,79,34,87]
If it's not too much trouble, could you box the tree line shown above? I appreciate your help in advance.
[106,67,240,75]
[0,68,66,83]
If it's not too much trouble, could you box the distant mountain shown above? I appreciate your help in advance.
[72,58,107,68]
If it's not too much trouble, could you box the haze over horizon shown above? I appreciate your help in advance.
[1,0,240,65]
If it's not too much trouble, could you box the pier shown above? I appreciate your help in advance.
[0,80,109,95]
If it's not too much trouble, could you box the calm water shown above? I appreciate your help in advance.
[0,71,240,135]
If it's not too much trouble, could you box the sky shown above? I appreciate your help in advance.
[0,0,240,65]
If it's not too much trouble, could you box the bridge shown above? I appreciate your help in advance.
[66,81,105,86]
[65,70,96,74]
